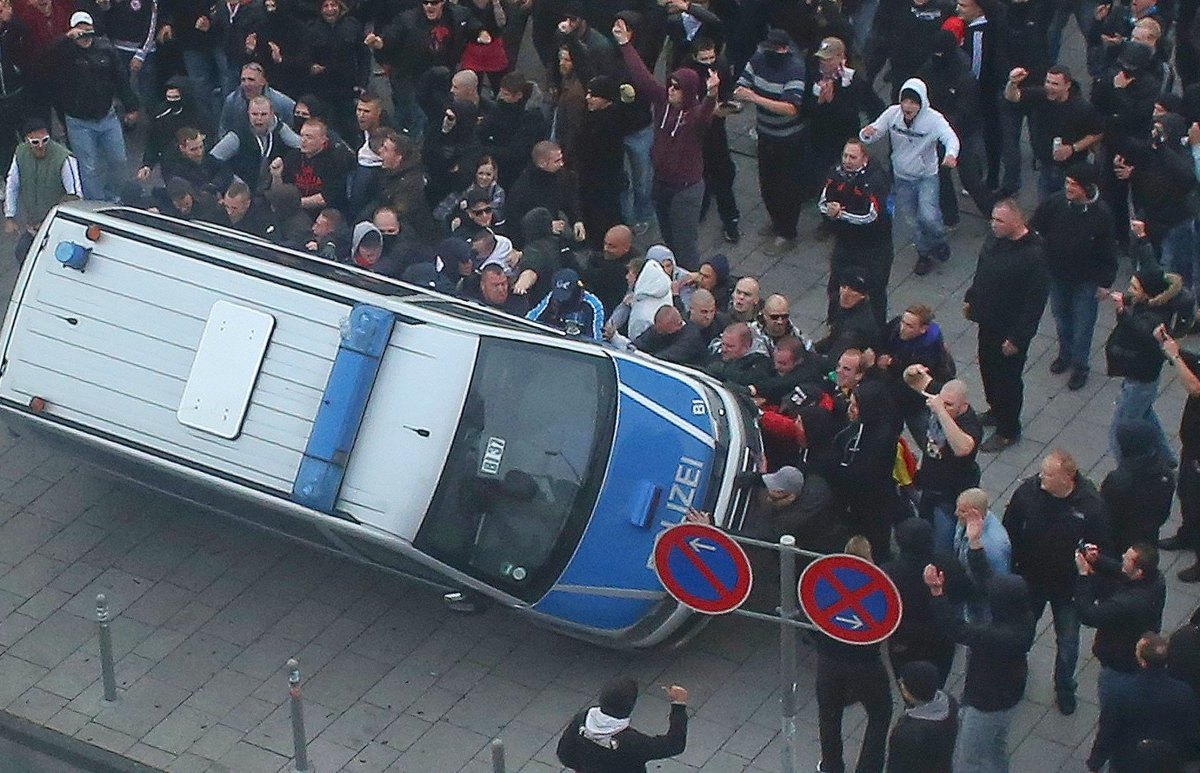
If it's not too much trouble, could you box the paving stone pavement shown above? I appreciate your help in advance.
[2,26,1200,773]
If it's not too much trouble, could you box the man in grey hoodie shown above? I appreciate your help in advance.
[886,660,958,773]
[860,78,959,276]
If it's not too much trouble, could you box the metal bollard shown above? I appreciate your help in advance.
[490,738,505,773]
[779,535,798,773]
[95,594,117,703]
[287,658,311,772]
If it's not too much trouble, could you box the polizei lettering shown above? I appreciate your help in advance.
[665,456,705,514]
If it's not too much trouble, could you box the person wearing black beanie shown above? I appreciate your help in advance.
[886,660,958,773]
[556,679,690,771]
[1029,160,1118,391]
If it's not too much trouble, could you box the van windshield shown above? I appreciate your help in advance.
[414,339,618,603]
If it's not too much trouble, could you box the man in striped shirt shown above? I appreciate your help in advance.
[734,28,807,256]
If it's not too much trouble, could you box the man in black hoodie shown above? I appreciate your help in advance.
[1004,448,1110,714]
[1121,112,1200,289]
[476,72,548,190]
[556,678,689,772]
[1159,330,1200,583]
[924,551,1034,772]
[365,0,479,140]
[1102,420,1177,551]
[963,198,1048,451]
[886,660,958,773]
[883,519,959,685]
[1075,540,1166,707]
[53,11,140,202]
[571,74,627,247]
[829,380,901,560]
[918,28,991,226]
[1086,633,1200,773]
[1030,162,1117,391]
[1092,41,1162,241]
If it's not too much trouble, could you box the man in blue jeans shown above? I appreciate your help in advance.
[860,78,959,276]
[1003,449,1110,715]
[51,12,139,202]
[1103,257,1177,464]
[1029,162,1118,391]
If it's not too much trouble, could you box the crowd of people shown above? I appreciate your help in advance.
[5,0,1200,769]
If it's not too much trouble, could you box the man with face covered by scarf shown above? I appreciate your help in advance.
[1119,112,1200,291]
[556,678,689,772]
[734,29,808,256]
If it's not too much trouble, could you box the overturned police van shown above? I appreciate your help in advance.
[0,203,762,648]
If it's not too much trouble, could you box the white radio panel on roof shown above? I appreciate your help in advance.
[177,301,276,439]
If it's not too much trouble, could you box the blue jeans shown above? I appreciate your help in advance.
[1160,217,1199,292]
[622,125,655,224]
[1028,590,1079,695]
[1110,378,1174,463]
[1000,99,1027,195]
[1048,279,1099,371]
[65,111,128,202]
[955,704,1017,773]
[852,0,879,56]
[919,490,957,555]
[1048,0,1099,66]
[1037,163,1066,204]
[182,47,230,120]
[893,174,946,258]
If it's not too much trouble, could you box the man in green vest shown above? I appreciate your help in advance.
[3,119,81,263]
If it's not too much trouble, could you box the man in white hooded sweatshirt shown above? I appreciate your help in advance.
[556,678,689,772]
[860,78,960,277]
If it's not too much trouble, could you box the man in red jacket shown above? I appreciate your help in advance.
[614,16,717,269]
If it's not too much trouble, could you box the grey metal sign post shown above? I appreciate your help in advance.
[725,533,823,773]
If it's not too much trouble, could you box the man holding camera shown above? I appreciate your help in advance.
[1075,541,1166,708]
[51,11,139,202]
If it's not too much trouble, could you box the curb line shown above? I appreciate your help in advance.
[0,710,162,773]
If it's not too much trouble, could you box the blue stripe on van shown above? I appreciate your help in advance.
[292,305,395,512]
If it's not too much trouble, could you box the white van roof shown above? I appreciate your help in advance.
[0,204,505,541]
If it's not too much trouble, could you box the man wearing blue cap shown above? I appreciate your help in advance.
[526,268,605,340]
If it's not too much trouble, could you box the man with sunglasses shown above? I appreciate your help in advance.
[4,119,81,264]
[450,189,500,241]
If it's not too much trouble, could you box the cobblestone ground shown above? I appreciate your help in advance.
[0,21,1197,773]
